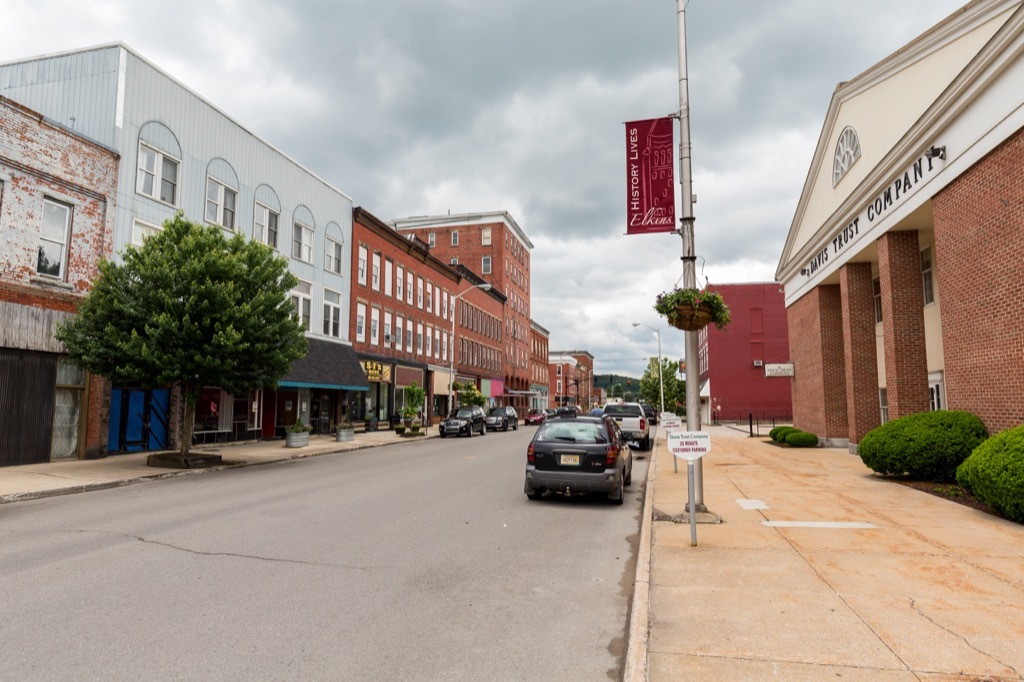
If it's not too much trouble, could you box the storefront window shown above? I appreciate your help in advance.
[195,387,227,432]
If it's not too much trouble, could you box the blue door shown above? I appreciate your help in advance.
[108,388,170,453]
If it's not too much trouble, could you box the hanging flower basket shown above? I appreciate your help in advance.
[668,303,714,331]
[654,287,731,331]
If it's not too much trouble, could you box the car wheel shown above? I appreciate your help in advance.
[642,435,651,451]
[513,420,518,430]
[608,476,624,505]
[624,461,632,487]
[440,432,447,439]
[503,420,509,431]
[480,422,486,436]
[467,425,473,438]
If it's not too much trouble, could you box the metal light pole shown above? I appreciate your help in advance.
[632,322,664,415]
[448,282,491,412]
[677,0,709,512]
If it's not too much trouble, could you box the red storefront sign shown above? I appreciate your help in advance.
[625,117,676,234]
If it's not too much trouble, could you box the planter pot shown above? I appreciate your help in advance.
[336,428,354,442]
[285,431,310,448]
[668,302,713,331]
[395,426,407,435]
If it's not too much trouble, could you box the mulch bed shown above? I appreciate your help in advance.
[894,479,1005,519]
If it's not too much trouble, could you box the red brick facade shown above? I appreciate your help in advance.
[839,263,881,442]
[702,283,792,423]
[0,95,119,464]
[394,215,533,413]
[351,208,507,422]
[788,285,848,439]
[934,126,1024,433]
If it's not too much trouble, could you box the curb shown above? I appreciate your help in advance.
[624,437,657,682]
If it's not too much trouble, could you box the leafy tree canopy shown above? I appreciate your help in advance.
[639,358,686,415]
[56,213,308,454]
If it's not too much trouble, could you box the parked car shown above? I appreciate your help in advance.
[524,409,547,426]
[641,404,658,425]
[486,406,518,431]
[440,406,487,437]
[524,414,633,504]
[602,402,651,450]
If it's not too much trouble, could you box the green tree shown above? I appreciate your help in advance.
[453,381,487,407]
[640,358,686,415]
[403,381,427,421]
[56,213,307,457]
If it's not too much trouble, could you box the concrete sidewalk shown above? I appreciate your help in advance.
[637,425,1024,681]
[0,428,430,503]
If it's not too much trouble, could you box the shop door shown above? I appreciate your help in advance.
[108,388,169,453]
[0,349,57,467]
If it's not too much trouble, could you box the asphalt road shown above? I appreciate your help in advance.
[1,426,650,681]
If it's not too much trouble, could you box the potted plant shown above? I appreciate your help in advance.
[285,420,310,448]
[403,381,427,427]
[654,287,731,331]
[335,415,355,442]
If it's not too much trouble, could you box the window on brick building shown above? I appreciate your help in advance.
[481,227,491,246]
[205,178,237,231]
[879,388,888,424]
[396,265,404,299]
[372,253,381,291]
[428,232,436,247]
[384,260,393,297]
[396,316,404,349]
[38,198,72,279]
[356,303,366,343]
[482,256,492,274]
[370,307,380,345]
[920,247,935,305]
[872,277,882,324]
[137,142,179,205]
[451,231,459,246]
[358,246,368,285]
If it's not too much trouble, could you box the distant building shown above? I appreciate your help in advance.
[548,353,578,408]
[776,1,1024,447]
[529,320,550,411]
[0,95,119,466]
[697,283,792,424]
[392,212,534,413]
[551,350,595,408]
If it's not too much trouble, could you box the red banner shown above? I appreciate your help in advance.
[625,117,676,234]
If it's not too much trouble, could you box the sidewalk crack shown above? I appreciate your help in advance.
[908,597,1020,678]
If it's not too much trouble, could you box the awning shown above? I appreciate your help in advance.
[279,338,369,392]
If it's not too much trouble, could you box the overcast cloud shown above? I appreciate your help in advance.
[2,0,967,376]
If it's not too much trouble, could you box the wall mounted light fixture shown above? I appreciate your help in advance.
[924,145,946,160]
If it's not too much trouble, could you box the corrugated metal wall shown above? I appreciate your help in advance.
[0,349,57,467]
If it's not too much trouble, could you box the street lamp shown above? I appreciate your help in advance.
[633,322,665,416]
[449,282,492,413]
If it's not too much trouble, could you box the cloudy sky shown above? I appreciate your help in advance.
[3,0,968,377]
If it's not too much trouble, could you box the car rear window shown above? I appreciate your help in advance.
[604,404,641,417]
[536,422,609,444]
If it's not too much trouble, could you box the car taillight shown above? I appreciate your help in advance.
[639,417,647,431]
[606,444,618,468]
[527,443,535,465]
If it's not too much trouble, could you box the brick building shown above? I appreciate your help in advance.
[696,283,792,424]
[529,320,550,411]
[776,0,1024,448]
[550,350,596,409]
[392,212,534,413]
[0,95,119,466]
[351,207,505,425]
[548,353,579,408]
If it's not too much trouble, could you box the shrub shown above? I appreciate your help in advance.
[768,426,786,441]
[858,410,988,481]
[785,431,819,448]
[957,424,1024,522]
[772,427,799,443]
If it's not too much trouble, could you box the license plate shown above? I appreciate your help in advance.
[560,454,580,466]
